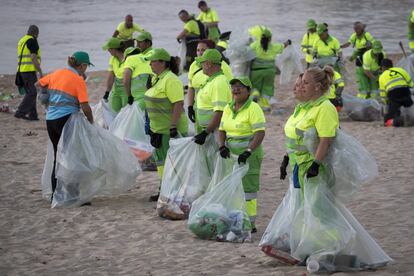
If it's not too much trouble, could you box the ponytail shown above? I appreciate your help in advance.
[306,65,334,92]
[260,35,270,51]
[166,56,180,75]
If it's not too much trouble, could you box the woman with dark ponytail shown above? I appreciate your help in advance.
[249,27,291,111]
[144,48,188,201]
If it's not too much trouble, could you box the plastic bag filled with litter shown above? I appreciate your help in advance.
[91,100,117,129]
[157,136,216,220]
[188,163,252,243]
[109,103,153,162]
[51,112,141,208]
[303,128,378,201]
[224,26,256,77]
[177,41,187,75]
[260,176,392,272]
[396,54,414,80]
[342,93,381,121]
[205,154,235,192]
[276,44,304,85]
[41,141,54,200]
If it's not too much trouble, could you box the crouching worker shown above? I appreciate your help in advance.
[379,58,414,127]
[218,76,266,233]
[37,51,94,201]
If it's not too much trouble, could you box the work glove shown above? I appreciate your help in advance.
[128,95,134,105]
[286,39,292,45]
[306,161,320,178]
[149,131,163,148]
[238,151,251,164]
[219,145,230,159]
[169,127,178,138]
[280,155,289,180]
[194,130,208,145]
[103,91,110,101]
[188,106,196,123]
[336,95,343,107]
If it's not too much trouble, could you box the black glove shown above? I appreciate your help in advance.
[219,146,230,159]
[149,131,163,148]
[194,130,209,145]
[188,106,196,123]
[286,39,292,45]
[280,155,289,180]
[128,95,134,105]
[336,96,343,107]
[176,38,182,44]
[170,127,178,138]
[238,151,251,164]
[306,161,320,178]
[103,91,110,101]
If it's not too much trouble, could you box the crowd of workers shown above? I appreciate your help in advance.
[12,1,412,272]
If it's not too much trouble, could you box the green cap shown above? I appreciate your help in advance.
[307,19,317,29]
[135,31,152,42]
[102,37,122,50]
[317,23,328,35]
[262,28,272,38]
[144,48,171,61]
[230,76,252,89]
[195,48,222,65]
[372,40,383,54]
[72,51,93,66]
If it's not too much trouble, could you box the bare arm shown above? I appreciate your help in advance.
[106,72,115,92]
[206,111,223,133]
[112,30,119,38]
[364,69,377,80]
[187,87,195,106]
[314,137,333,162]
[218,130,226,147]
[123,68,132,97]
[248,130,265,151]
[80,102,93,124]
[31,54,42,77]
[177,30,189,40]
[171,101,184,127]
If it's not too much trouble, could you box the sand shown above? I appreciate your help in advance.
[1,55,413,275]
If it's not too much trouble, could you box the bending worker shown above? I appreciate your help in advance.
[341,22,374,99]
[360,40,386,99]
[301,19,319,68]
[218,76,266,233]
[192,49,232,145]
[102,37,127,112]
[379,58,414,127]
[144,48,188,201]
[249,27,291,111]
[312,23,342,71]
[37,51,94,200]
[112,14,144,48]
[327,65,345,111]
[123,31,154,110]
[187,39,232,131]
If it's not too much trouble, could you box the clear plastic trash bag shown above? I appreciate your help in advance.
[177,40,187,74]
[157,136,217,220]
[188,162,252,243]
[401,95,414,127]
[396,54,414,80]
[224,26,256,77]
[260,177,392,272]
[41,141,54,200]
[50,112,141,208]
[342,93,381,121]
[91,100,117,129]
[109,103,153,162]
[276,44,304,85]
[205,154,235,192]
[303,128,378,201]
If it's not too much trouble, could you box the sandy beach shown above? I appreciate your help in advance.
[1,54,413,275]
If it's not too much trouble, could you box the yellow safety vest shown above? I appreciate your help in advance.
[17,35,41,72]
[379,67,414,99]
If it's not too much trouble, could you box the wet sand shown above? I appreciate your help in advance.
[0,55,413,275]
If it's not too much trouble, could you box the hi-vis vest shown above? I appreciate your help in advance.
[17,35,41,72]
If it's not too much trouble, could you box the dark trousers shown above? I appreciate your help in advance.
[185,39,198,71]
[46,114,71,194]
[384,87,413,123]
[16,72,38,119]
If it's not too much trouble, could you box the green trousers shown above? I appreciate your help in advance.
[250,68,276,98]
[109,79,128,112]
[356,67,379,99]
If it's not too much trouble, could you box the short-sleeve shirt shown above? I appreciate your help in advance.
[328,71,345,99]
[250,41,284,60]
[362,49,386,72]
[39,67,88,120]
[116,22,144,40]
[124,54,153,78]
[197,8,219,23]
[312,35,341,57]
[348,31,374,49]
[184,20,200,36]
[108,56,125,79]
[26,38,39,54]
[219,99,266,139]
[196,72,231,112]
[188,60,232,89]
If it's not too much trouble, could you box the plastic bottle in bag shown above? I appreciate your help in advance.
[307,260,320,273]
